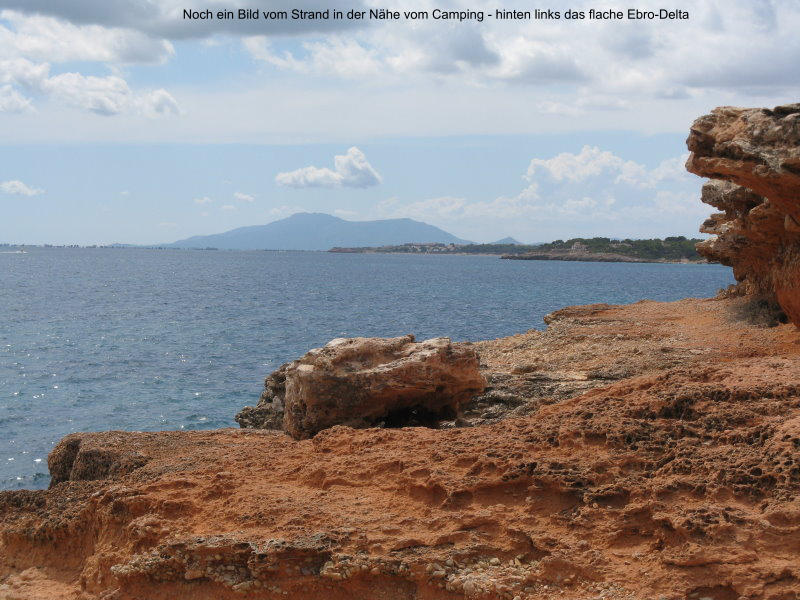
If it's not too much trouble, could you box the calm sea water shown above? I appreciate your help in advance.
[0,248,734,489]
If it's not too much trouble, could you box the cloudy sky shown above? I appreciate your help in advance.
[0,0,798,244]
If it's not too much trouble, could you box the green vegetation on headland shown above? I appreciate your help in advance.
[329,236,706,263]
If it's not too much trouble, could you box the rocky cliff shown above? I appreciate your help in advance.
[686,103,800,324]
[2,297,800,600]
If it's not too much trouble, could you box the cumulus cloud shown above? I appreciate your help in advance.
[0,83,30,111]
[233,191,255,202]
[238,0,800,105]
[276,147,382,189]
[139,89,180,117]
[527,146,640,183]
[193,196,212,204]
[492,41,587,84]
[526,146,691,189]
[1,179,43,195]
[0,11,179,116]
[1,0,798,106]
[245,36,382,78]
[220,204,236,211]
[1,0,798,141]
[0,57,179,116]
[44,71,179,116]
[0,10,174,64]
[375,146,708,240]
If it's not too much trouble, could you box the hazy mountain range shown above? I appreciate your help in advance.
[166,212,472,250]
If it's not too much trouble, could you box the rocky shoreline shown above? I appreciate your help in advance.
[1,104,799,600]
[2,296,798,600]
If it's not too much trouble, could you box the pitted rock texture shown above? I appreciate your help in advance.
[686,103,800,324]
[2,298,800,600]
[238,335,486,439]
[48,432,150,486]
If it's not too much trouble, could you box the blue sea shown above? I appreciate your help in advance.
[0,248,734,489]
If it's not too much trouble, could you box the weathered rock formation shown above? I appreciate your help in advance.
[237,335,486,439]
[2,297,800,600]
[48,433,149,486]
[687,103,800,324]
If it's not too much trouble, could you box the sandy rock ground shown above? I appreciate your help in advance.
[1,296,799,600]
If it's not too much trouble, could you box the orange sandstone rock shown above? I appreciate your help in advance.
[2,297,800,600]
[687,103,800,324]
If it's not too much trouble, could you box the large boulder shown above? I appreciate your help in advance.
[686,103,800,325]
[236,335,486,439]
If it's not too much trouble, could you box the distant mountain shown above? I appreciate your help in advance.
[492,237,523,245]
[166,212,471,250]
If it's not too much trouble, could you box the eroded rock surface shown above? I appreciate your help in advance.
[48,432,150,486]
[237,335,486,439]
[2,298,800,600]
[235,363,289,431]
[687,103,800,324]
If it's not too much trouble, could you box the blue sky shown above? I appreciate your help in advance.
[0,0,798,244]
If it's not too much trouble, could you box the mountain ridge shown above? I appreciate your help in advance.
[166,212,471,250]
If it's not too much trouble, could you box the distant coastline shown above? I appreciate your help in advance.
[3,237,708,264]
[329,236,707,264]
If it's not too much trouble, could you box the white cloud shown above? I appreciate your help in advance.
[235,0,800,99]
[244,36,382,78]
[536,96,630,118]
[139,88,180,117]
[0,0,798,142]
[233,191,255,202]
[525,146,691,189]
[526,146,643,183]
[276,147,382,189]
[0,11,179,116]
[0,57,48,88]
[0,57,180,116]
[193,196,212,204]
[220,204,236,211]
[267,205,307,218]
[0,83,31,112]
[43,71,133,115]
[0,10,174,64]
[373,146,708,241]
[1,179,43,196]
